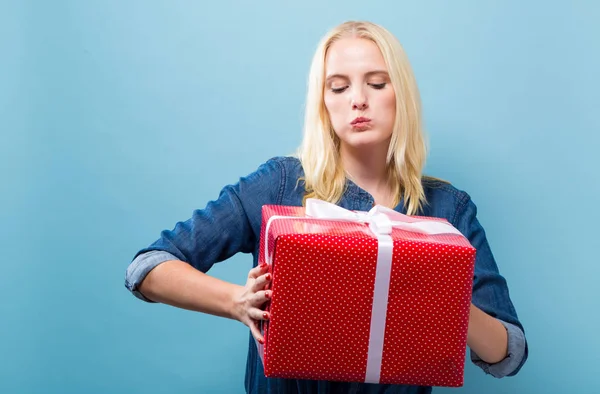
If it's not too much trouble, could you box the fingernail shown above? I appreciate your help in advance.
[257,338,264,344]
[263,312,269,320]
[265,273,272,281]
[265,291,271,299]
[259,263,267,269]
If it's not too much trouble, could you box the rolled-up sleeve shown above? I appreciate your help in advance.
[453,193,528,377]
[125,250,180,302]
[470,320,527,378]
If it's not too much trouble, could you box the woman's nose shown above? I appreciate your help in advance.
[352,100,368,110]
[351,89,368,110]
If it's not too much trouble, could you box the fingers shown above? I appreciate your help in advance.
[250,289,272,307]
[245,263,273,345]
[249,320,264,344]
[248,306,270,322]
[248,306,271,344]
[248,262,269,279]
[252,272,272,293]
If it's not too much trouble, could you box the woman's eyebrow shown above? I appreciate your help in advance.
[363,70,390,79]
[325,70,389,83]
[325,74,349,84]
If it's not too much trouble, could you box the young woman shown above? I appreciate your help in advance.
[125,21,528,394]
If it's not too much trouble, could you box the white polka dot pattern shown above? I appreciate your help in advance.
[257,205,476,387]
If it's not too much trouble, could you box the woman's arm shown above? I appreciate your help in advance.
[139,259,272,341]
[139,259,243,318]
[124,158,286,341]
[467,303,508,364]
[454,193,528,377]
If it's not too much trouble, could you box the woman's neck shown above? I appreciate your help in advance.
[340,144,393,206]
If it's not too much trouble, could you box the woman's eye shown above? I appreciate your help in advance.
[369,83,387,90]
[331,86,348,94]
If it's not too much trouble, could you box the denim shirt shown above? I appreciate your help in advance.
[125,156,528,394]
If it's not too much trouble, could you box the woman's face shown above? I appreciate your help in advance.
[323,38,396,152]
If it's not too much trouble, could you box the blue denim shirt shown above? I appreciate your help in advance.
[125,156,528,394]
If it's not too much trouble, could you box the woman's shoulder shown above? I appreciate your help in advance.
[422,176,469,199]
[265,155,303,170]
[241,156,302,181]
[244,156,304,205]
[237,155,304,199]
[257,155,304,181]
[420,175,473,218]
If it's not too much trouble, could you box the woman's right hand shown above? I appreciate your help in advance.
[232,263,272,344]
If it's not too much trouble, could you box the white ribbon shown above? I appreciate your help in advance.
[262,198,463,383]
[305,198,463,238]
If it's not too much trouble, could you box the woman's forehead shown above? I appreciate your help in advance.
[325,38,387,75]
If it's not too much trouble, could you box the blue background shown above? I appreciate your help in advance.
[1,1,598,393]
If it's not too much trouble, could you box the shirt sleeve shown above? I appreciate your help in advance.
[453,193,529,377]
[125,250,180,303]
[124,157,285,301]
[470,320,527,378]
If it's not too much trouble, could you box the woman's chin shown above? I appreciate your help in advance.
[341,133,391,150]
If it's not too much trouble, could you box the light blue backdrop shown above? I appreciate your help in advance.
[1,1,598,393]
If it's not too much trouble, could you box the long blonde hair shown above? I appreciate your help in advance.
[297,21,429,215]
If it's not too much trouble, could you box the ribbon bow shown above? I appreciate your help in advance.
[305,198,463,237]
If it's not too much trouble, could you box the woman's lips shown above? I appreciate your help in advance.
[351,117,372,129]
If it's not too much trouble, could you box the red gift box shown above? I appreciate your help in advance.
[256,199,476,387]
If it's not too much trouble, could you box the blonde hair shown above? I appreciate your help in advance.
[297,21,430,215]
